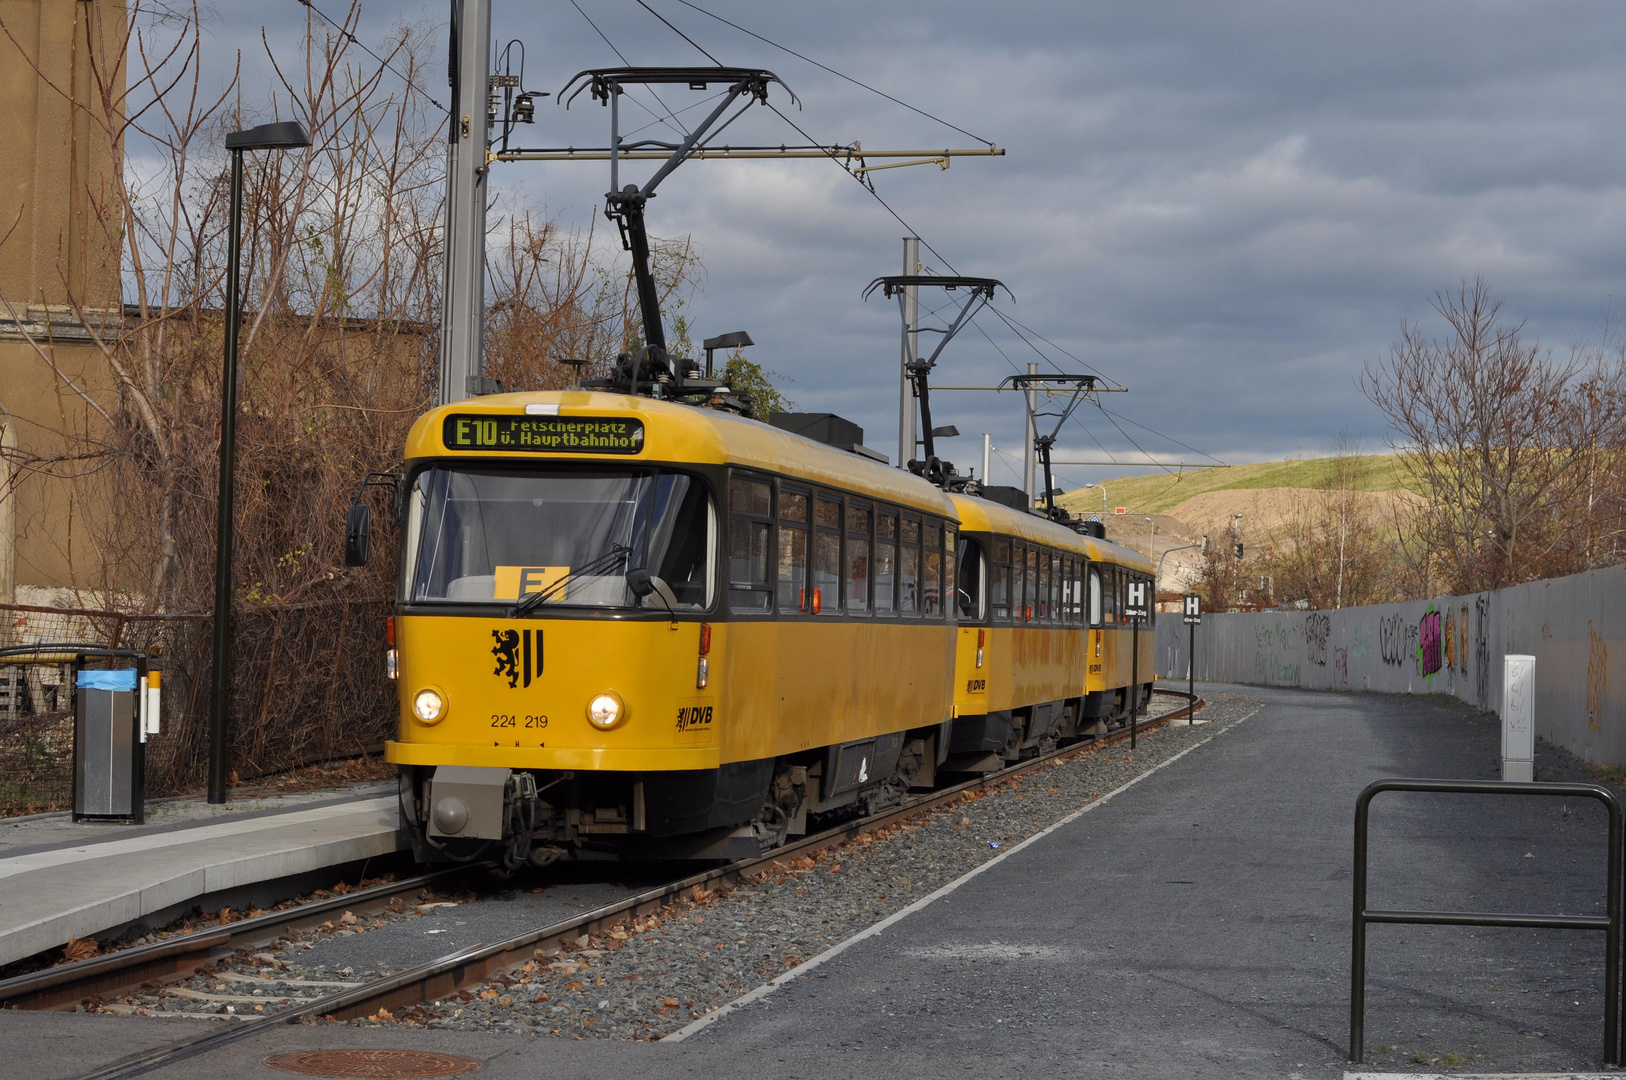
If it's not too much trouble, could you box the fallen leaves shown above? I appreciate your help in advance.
[61,938,98,963]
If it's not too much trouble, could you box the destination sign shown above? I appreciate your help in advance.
[442,414,645,455]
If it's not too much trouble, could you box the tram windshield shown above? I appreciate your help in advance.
[403,467,715,610]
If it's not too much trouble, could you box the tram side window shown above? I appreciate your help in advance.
[1089,566,1103,626]
[922,520,943,617]
[846,503,871,615]
[1026,548,1040,622]
[728,475,774,613]
[813,495,842,616]
[874,511,897,615]
[1011,543,1027,621]
[1060,556,1074,624]
[989,538,1010,622]
[1036,550,1052,622]
[956,535,984,620]
[1102,565,1119,624]
[900,515,922,615]
[1073,560,1086,622]
[778,488,810,613]
[1053,554,1065,624]
[944,528,958,621]
[1117,570,1128,625]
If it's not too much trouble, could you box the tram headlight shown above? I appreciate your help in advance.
[587,692,626,730]
[412,687,446,724]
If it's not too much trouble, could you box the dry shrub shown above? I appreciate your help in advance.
[0,2,703,792]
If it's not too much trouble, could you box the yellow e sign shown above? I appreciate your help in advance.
[494,566,568,600]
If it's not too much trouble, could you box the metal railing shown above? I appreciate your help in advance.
[1350,778,1623,1065]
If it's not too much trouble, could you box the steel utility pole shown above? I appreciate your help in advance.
[981,433,991,485]
[438,0,492,406]
[1022,362,1037,504]
[897,237,919,469]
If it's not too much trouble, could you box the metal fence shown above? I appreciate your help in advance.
[1349,778,1623,1065]
[0,599,393,814]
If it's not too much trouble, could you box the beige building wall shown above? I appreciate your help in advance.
[0,0,126,602]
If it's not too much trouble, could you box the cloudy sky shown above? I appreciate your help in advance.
[237,1,1626,492]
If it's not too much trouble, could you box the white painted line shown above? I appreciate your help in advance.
[663,703,1261,1043]
[1346,1074,1616,1079]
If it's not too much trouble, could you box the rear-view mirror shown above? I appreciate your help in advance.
[344,502,371,567]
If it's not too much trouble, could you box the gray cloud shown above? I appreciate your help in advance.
[231,0,1626,489]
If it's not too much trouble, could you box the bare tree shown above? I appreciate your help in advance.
[1267,437,1398,608]
[0,2,715,788]
[1362,278,1626,595]
[1194,519,1241,612]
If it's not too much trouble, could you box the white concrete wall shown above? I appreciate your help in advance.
[1156,564,1623,765]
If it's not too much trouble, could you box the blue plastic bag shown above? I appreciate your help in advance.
[77,668,138,691]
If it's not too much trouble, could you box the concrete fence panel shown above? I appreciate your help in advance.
[1154,563,1626,766]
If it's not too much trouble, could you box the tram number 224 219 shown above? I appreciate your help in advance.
[491,714,549,729]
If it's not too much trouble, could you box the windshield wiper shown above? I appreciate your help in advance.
[510,544,632,617]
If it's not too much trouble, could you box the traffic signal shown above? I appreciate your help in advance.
[1234,542,1244,559]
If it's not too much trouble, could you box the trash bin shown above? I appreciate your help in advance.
[74,657,148,823]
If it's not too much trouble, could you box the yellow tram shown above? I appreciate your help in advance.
[374,390,1156,866]
[947,494,1155,771]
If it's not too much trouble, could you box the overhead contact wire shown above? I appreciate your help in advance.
[296,0,446,112]
[568,0,692,137]
[671,0,995,146]
[633,0,724,66]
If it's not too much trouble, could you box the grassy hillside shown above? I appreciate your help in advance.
[1055,454,1419,516]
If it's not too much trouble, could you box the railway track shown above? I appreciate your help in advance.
[24,690,1201,1080]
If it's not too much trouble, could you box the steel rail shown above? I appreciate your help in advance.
[0,866,483,1011]
[67,693,1201,1080]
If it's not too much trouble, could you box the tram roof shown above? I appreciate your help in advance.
[405,391,957,516]
[950,492,1154,572]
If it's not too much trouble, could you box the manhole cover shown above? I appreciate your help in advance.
[264,1049,482,1078]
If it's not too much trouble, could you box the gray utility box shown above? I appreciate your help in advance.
[71,652,153,824]
[77,684,135,817]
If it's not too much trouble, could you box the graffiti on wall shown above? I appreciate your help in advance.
[1418,606,1443,679]
[1588,621,1608,735]
[1474,594,1492,705]
[1350,624,1372,660]
[1334,646,1349,687]
[1379,613,1404,666]
[1459,603,1469,676]
[1254,621,1302,685]
[1306,612,1331,667]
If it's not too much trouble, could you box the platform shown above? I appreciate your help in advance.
[0,781,403,968]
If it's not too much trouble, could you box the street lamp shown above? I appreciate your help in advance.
[1145,516,1156,559]
[1083,482,1107,515]
[209,120,311,805]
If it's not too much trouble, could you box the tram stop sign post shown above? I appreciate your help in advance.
[1126,581,1149,749]
[1502,654,1535,783]
[1183,593,1201,707]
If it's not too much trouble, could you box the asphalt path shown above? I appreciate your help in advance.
[8,684,1616,1079]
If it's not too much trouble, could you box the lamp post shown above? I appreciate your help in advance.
[209,120,311,805]
[1083,482,1107,515]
